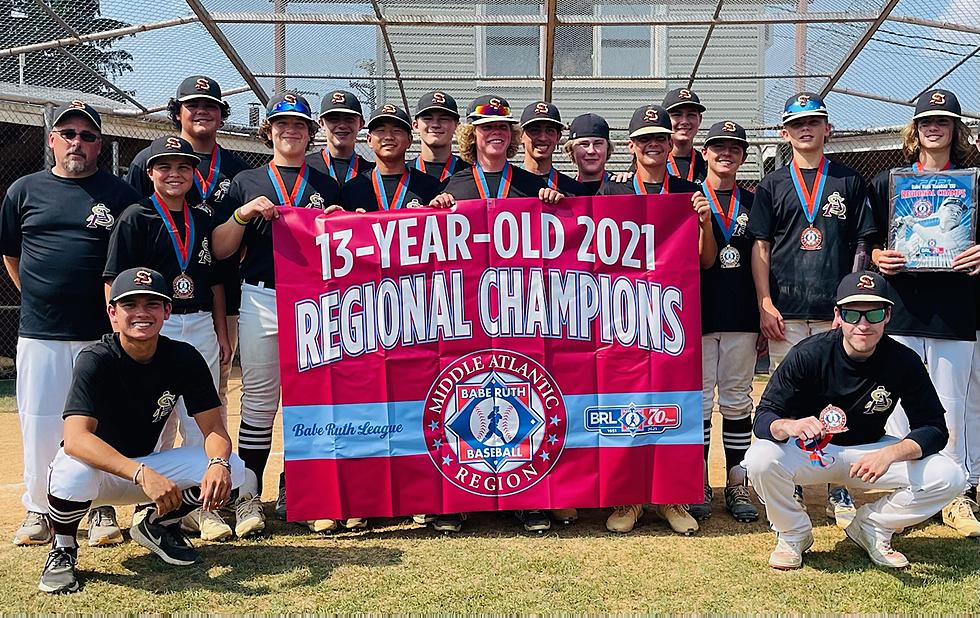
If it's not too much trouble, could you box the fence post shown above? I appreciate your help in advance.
[42,103,54,171]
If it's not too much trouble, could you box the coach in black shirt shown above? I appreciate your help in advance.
[744,271,963,571]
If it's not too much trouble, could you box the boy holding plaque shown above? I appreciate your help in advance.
[869,89,980,537]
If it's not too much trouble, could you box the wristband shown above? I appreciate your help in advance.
[133,463,145,485]
[232,208,249,226]
[208,457,231,471]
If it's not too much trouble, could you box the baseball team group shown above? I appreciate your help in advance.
[2,73,978,594]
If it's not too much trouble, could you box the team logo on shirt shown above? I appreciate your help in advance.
[734,212,749,236]
[153,391,177,423]
[930,92,946,106]
[85,203,114,230]
[195,78,211,91]
[822,191,847,219]
[192,202,214,217]
[423,350,566,497]
[864,386,893,414]
[308,193,324,209]
[198,238,212,265]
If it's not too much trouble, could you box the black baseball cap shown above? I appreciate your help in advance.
[146,136,201,166]
[568,113,610,141]
[415,91,459,118]
[466,95,518,125]
[703,120,749,148]
[913,89,961,121]
[110,268,172,304]
[782,92,828,124]
[52,100,102,130]
[628,104,672,139]
[663,88,706,113]
[520,101,563,129]
[267,92,314,122]
[319,90,363,119]
[835,271,893,306]
[368,104,412,131]
[176,75,223,104]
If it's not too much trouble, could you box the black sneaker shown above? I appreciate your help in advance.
[130,512,201,566]
[432,513,465,533]
[688,484,713,521]
[38,545,79,594]
[274,472,287,520]
[515,510,551,532]
[725,483,759,522]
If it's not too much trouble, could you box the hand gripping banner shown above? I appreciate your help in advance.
[273,195,704,520]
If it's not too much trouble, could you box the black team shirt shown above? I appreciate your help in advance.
[578,178,605,197]
[218,166,340,288]
[667,151,708,184]
[64,333,220,458]
[528,167,588,197]
[306,150,375,186]
[410,157,471,185]
[104,200,217,314]
[596,174,701,197]
[869,167,977,341]
[0,170,140,340]
[341,167,442,212]
[754,329,948,456]
[700,185,759,334]
[746,161,875,320]
[442,164,547,200]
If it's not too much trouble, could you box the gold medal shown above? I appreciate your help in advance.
[173,272,194,299]
[800,225,823,251]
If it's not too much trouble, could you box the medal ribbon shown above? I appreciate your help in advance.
[632,173,669,195]
[322,151,359,183]
[913,160,952,172]
[193,143,220,199]
[795,434,833,468]
[150,193,194,272]
[267,162,309,208]
[703,182,740,243]
[372,168,411,210]
[415,155,458,182]
[545,167,559,190]
[473,162,513,199]
[790,157,829,225]
[666,153,696,182]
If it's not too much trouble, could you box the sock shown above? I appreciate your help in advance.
[149,487,202,526]
[722,415,753,479]
[238,420,274,493]
[47,495,91,547]
[702,418,712,462]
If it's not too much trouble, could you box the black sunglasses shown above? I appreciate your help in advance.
[839,307,887,325]
[54,129,100,143]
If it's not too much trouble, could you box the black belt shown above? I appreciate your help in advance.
[170,306,210,315]
[243,278,275,290]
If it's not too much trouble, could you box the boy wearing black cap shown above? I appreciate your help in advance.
[689,120,759,524]
[1,100,139,548]
[744,271,962,570]
[519,101,585,196]
[307,90,375,185]
[662,88,708,183]
[411,91,469,182]
[341,105,442,210]
[37,268,252,594]
[564,113,613,196]
[212,93,342,534]
[869,89,980,537]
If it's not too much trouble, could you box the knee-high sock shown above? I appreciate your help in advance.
[47,494,90,547]
[703,418,712,461]
[722,416,753,477]
[238,420,273,494]
[149,486,204,526]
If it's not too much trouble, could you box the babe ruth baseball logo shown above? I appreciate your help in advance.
[153,391,176,423]
[432,92,446,104]
[198,238,211,265]
[133,269,153,285]
[643,108,659,123]
[85,203,114,230]
[381,104,396,114]
[930,92,946,106]
[912,199,933,218]
[819,405,848,433]
[307,193,324,209]
[723,121,737,133]
[864,385,893,414]
[857,274,876,289]
[406,199,421,209]
[194,78,210,91]
[283,94,297,105]
[165,137,182,150]
[822,191,847,219]
[331,92,345,105]
[423,350,566,497]
[534,102,549,115]
[797,95,810,107]
[69,100,85,109]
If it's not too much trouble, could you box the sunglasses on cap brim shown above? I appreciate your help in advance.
[839,307,888,325]
[472,103,512,117]
[269,99,312,117]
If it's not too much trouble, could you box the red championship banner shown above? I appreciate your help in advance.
[273,195,704,520]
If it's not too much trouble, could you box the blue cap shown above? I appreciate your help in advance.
[782,92,828,124]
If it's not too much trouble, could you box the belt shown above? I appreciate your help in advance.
[170,306,209,315]
[243,278,275,290]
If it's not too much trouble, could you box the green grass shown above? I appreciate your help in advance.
[0,379,14,412]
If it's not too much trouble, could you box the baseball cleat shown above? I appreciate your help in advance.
[606,504,643,533]
[304,519,338,534]
[725,483,759,523]
[130,511,201,566]
[87,506,124,546]
[827,486,857,529]
[343,518,367,530]
[845,517,909,568]
[550,508,578,524]
[412,514,437,525]
[432,513,465,533]
[274,472,287,520]
[181,507,232,542]
[234,495,266,538]
[654,504,698,535]
[768,533,814,570]
[515,510,551,533]
[687,484,713,521]
[13,511,51,546]
[38,546,79,594]
[942,495,980,537]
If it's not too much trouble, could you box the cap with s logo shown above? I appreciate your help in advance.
[319,90,364,119]
[267,92,314,122]
[415,91,460,119]
[146,136,201,166]
[466,94,519,125]
[52,100,102,131]
[663,88,706,113]
[835,271,893,306]
[628,104,672,138]
[175,75,223,104]
[367,104,412,131]
[703,120,749,147]
[110,268,172,303]
[782,91,829,124]
[912,89,961,121]
[520,101,563,129]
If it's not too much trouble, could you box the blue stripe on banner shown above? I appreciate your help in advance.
[283,391,703,462]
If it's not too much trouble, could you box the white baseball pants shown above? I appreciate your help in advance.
[238,283,281,443]
[767,319,833,371]
[702,332,757,421]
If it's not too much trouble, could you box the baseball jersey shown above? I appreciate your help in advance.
[64,333,220,458]
[0,170,140,340]
[306,150,375,186]
[340,168,442,212]
[410,156,471,184]
[596,175,701,197]
[701,186,759,334]
[746,161,875,320]
[218,165,340,287]
[666,151,708,183]
[869,167,977,341]
[104,201,217,314]
[578,178,605,197]
[530,168,588,197]
[754,329,948,456]
[442,165,547,200]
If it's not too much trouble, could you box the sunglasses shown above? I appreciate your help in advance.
[54,129,100,143]
[269,100,311,117]
[472,103,511,117]
[839,307,887,325]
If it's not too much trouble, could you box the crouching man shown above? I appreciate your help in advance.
[38,267,259,593]
[744,271,964,570]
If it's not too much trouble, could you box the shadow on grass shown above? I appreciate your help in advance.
[805,536,979,585]
[83,543,403,595]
